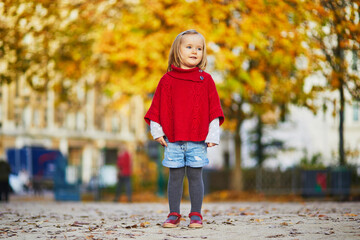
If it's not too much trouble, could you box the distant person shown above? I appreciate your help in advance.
[0,156,11,202]
[144,30,224,228]
[18,169,30,193]
[32,175,43,196]
[114,146,132,202]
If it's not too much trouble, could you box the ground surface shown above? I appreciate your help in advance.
[1,200,359,239]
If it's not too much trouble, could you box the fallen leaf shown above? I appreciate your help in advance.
[290,229,302,235]
[88,226,99,231]
[227,212,237,216]
[206,220,216,224]
[125,224,138,229]
[36,221,44,227]
[240,212,255,216]
[222,221,235,225]
[70,221,90,227]
[325,230,335,235]
[266,234,285,238]
[140,222,150,228]
[344,213,358,217]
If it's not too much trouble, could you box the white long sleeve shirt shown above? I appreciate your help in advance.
[150,118,220,145]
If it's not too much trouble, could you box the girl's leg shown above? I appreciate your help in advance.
[187,167,204,220]
[167,167,186,219]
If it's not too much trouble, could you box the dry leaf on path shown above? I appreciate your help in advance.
[266,234,285,238]
[344,213,358,217]
[240,212,255,216]
[140,222,150,228]
[70,221,90,227]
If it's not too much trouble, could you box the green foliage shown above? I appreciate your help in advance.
[298,150,325,170]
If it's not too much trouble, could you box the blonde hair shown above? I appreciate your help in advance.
[167,29,207,72]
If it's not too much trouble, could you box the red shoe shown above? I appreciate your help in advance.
[163,212,181,228]
[188,212,203,228]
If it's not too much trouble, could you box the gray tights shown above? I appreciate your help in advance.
[167,167,203,220]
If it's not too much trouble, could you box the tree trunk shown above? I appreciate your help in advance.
[230,121,243,191]
[336,28,346,166]
[256,115,264,166]
[339,82,345,166]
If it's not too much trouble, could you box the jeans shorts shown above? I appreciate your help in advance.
[162,138,209,168]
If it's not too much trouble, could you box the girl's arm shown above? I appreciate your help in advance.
[150,121,165,139]
[150,121,168,147]
[205,118,220,147]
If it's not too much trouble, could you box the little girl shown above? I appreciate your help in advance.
[144,29,224,228]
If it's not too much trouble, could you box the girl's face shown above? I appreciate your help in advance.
[179,34,203,69]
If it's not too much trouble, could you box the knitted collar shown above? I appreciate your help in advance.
[167,65,205,82]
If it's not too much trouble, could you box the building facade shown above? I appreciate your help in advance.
[0,77,147,184]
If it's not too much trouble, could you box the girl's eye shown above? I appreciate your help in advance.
[186,46,192,49]
[197,48,202,51]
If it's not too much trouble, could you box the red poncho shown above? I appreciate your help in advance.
[144,65,224,143]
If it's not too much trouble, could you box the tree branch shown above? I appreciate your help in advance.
[345,82,360,100]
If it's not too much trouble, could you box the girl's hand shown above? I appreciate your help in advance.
[155,136,168,147]
[207,143,217,147]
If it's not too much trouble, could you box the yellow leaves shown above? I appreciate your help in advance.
[4,0,332,118]
[219,190,230,200]
[330,71,341,88]
[250,70,266,94]
[221,119,237,132]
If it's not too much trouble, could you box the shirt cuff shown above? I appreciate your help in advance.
[205,118,220,145]
[150,121,165,139]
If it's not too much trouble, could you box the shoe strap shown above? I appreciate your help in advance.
[189,212,203,220]
[168,212,181,218]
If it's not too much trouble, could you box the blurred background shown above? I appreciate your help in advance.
[0,0,359,202]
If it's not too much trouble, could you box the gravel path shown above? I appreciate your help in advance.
[1,201,359,239]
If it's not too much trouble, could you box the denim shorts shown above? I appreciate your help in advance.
[162,138,209,168]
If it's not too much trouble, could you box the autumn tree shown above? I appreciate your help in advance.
[0,0,76,91]
[0,0,116,102]
[1,0,320,192]
[98,0,317,191]
[95,0,219,105]
[303,0,360,166]
[206,0,312,190]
